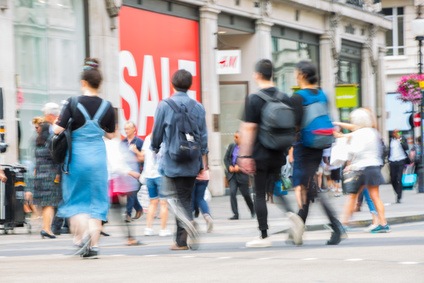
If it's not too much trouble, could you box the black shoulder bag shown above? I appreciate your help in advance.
[50,97,78,173]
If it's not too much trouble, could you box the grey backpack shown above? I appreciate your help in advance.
[256,91,296,151]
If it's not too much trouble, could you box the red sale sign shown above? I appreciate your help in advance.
[119,6,201,137]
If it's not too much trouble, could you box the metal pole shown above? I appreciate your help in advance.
[419,37,424,193]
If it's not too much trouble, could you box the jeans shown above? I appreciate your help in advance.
[126,189,142,217]
[362,188,377,215]
[229,177,254,217]
[163,176,196,247]
[146,177,164,199]
[191,180,210,215]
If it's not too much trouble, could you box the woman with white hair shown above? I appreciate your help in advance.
[334,108,390,233]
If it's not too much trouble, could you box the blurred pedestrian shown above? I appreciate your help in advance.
[237,59,300,248]
[290,61,346,245]
[388,129,409,203]
[151,69,208,251]
[335,108,390,233]
[32,119,62,239]
[142,134,172,237]
[192,166,213,233]
[122,121,144,221]
[104,126,141,246]
[54,58,116,258]
[224,131,255,220]
[42,102,70,236]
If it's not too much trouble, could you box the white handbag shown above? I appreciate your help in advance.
[330,137,349,167]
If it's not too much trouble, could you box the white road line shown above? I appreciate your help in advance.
[345,258,364,262]
[302,258,318,261]
[144,254,158,257]
[399,262,419,265]
[217,257,231,259]
[181,255,195,258]
[257,257,272,260]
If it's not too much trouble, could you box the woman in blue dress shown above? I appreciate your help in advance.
[54,58,115,258]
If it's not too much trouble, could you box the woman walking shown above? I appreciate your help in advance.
[32,118,61,239]
[55,58,116,258]
[335,108,390,233]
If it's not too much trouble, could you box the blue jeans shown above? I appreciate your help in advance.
[126,190,142,216]
[362,188,377,215]
[191,180,210,215]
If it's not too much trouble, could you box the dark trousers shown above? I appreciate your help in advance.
[164,176,196,247]
[297,176,340,230]
[253,159,286,231]
[229,177,254,217]
[390,160,405,201]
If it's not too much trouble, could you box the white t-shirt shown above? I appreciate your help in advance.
[348,127,383,170]
[141,135,161,179]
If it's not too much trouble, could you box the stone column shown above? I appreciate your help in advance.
[361,46,376,110]
[0,4,18,163]
[87,1,120,107]
[376,46,387,138]
[320,33,338,120]
[199,6,223,196]
[254,19,273,59]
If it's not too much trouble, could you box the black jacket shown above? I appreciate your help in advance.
[223,143,249,184]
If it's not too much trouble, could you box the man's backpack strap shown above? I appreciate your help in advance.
[255,90,285,102]
[164,98,180,113]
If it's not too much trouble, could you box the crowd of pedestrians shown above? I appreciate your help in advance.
[6,57,414,260]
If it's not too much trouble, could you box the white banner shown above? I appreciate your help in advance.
[216,50,241,75]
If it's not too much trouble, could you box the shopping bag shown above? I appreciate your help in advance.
[330,137,349,167]
[402,174,417,190]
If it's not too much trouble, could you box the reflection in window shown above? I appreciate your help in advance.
[382,7,404,56]
[338,60,360,84]
[272,37,319,95]
[14,0,85,160]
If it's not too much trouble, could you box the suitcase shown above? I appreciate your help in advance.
[0,165,28,234]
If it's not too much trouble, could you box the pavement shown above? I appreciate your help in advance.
[1,184,423,238]
[201,184,424,235]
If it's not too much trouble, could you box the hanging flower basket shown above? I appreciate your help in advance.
[397,74,424,104]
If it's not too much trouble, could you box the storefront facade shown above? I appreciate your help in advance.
[0,0,391,196]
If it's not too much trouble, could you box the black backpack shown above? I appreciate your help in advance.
[164,98,201,162]
[256,91,296,151]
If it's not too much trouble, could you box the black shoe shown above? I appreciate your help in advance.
[40,230,56,239]
[396,199,401,204]
[251,211,256,219]
[100,231,110,237]
[326,222,347,245]
[228,215,239,220]
[60,227,70,234]
[81,248,98,259]
[194,208,200,218]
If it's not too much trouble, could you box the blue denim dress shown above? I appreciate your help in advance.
[58,100,110,221]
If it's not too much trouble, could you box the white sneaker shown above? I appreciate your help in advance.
[245,236,272,248]
[159,229,173,237]
[287,212,305,246]
[144,228,154,236]
[364,224,379,232]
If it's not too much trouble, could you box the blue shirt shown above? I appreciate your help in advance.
[151,92,208,177]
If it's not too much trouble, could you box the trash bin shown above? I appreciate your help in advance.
[0,164,27,234]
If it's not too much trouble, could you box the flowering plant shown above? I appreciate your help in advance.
[397,74,424,104]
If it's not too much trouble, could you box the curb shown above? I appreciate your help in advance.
[273,214,424,234]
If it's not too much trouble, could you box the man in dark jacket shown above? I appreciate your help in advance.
[224,131,255,220]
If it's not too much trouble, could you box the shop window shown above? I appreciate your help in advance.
[382,7,404,56]
[14,0,86,161]
[271,37,319,95]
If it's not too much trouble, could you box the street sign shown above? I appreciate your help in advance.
[414,113,421,127]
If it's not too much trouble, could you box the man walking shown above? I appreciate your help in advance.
[388,129,409,203]
[151,69,208,250]
[237,59,302,248]
[224,131,255,220]
[121,121,144,221]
